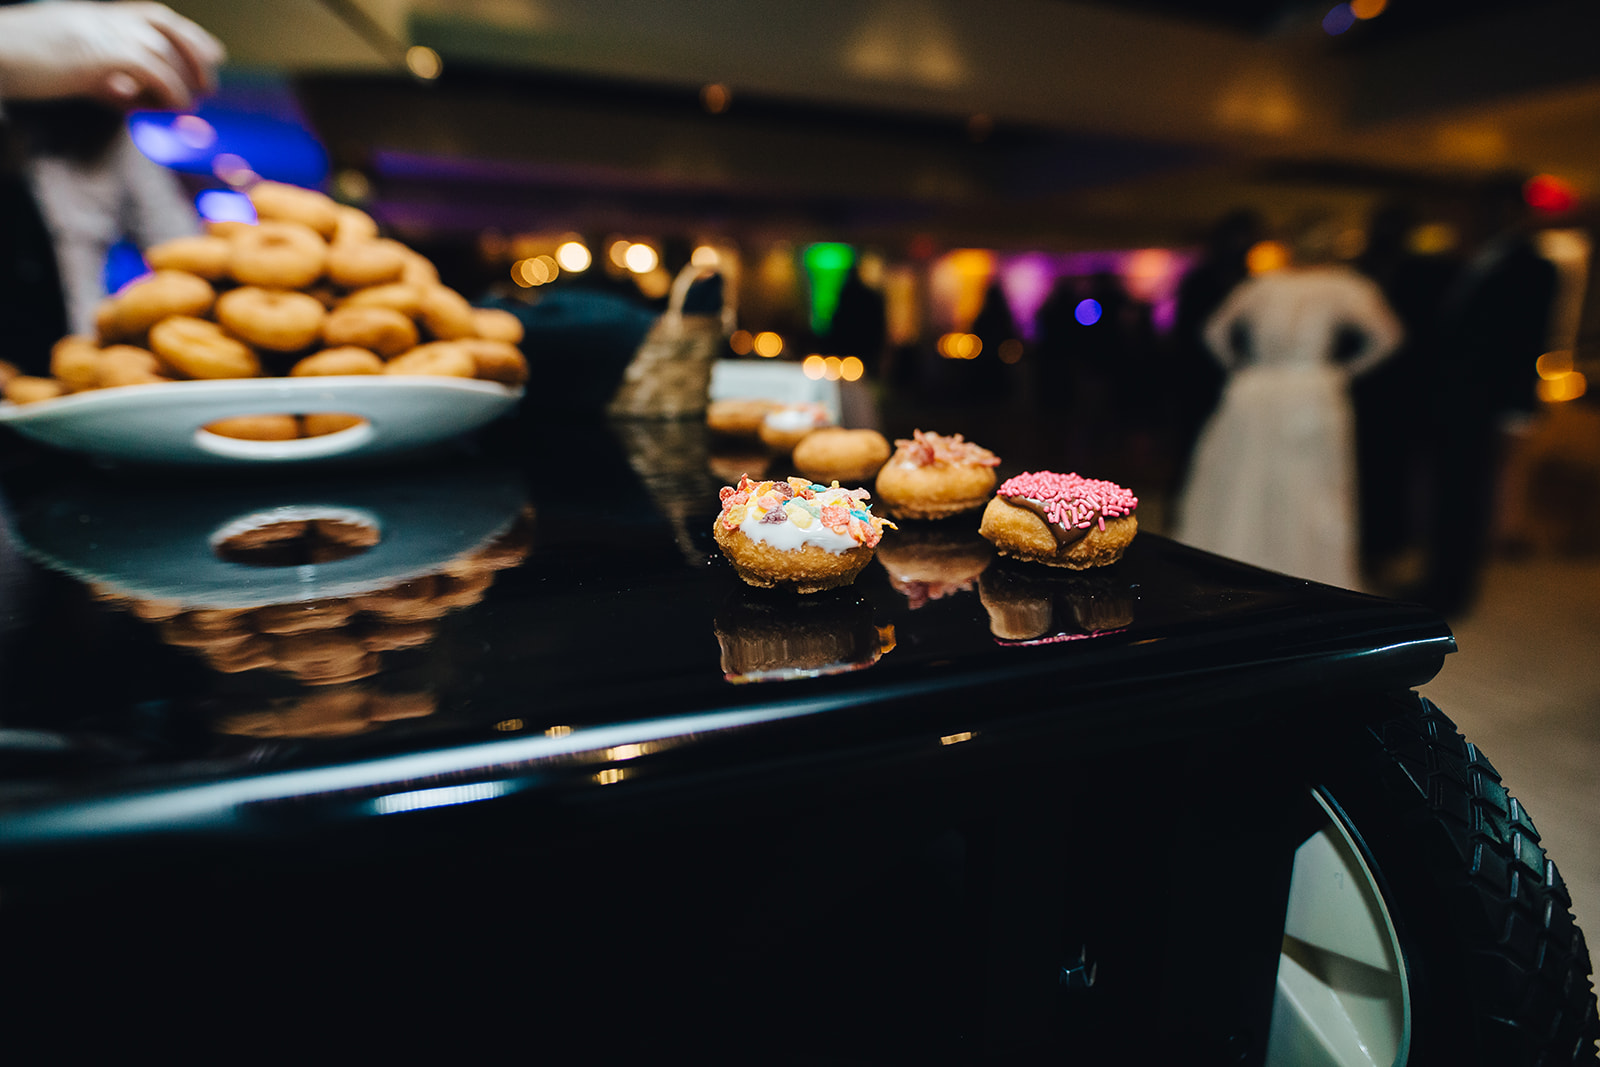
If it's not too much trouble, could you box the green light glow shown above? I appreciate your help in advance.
[803,243,855,335]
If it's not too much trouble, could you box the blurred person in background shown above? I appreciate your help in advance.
[1175,221,1403,590]
[0,0,223,375]
[1352,200,1460,588]
[1165,208,1266,497]
[1410,178,1557,617]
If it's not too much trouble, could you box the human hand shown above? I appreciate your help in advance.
[0,1,225,111]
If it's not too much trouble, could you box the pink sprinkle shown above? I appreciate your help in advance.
[998,471,1138,529]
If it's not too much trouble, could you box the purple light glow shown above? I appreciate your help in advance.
[1322,3,1357,34]
[1074,299,1103,326]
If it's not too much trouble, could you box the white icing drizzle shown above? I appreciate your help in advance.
[738,510,858,554]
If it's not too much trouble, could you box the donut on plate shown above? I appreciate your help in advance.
[713,474,896,594]
[977,471,1138,569]
[291,347,385,376]
[215,287,327,352]
[248,180,340,238]
[758,402,833,453]
[102,270,215,340]
[325,238,407,290]
[875,429,1001,520]
[149,315,261,379]
[707,398,778,439]
[144,234,233,280]
[229,220,328,290]
[322,304,418,358]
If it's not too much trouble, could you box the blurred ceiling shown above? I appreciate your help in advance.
[165,0,1600,246]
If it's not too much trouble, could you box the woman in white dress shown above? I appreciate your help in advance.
[1175,262,1402,589]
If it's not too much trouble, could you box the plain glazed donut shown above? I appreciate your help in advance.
[333,204,379,244]
[290,347,385,376]
[322,304,418,357]
[144,234,234,280]
[50,336,103,390]
[385,341,477,378]
[457,338,528,385]
[338,282,423,318]
[149,315,261,379]
[400,249,439,287]
[105,270,215,339]
[3,376,68,404]
[416,286,478,340]
[325,238,407,289]
[215,287,328,352]
[98,345,169,387]
[792,427,893,485]
[471,306,525,344]
[229,220,328,289]
[248,180,340,238]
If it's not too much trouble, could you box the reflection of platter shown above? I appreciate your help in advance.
[715,589,895,684]
[14,467,531,609]
[0,376,521,465]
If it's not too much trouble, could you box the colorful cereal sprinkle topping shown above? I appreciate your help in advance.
[718,474,896,548]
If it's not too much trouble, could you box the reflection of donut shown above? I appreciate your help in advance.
[149,316,261,379]
[230,220,328,289]
[103,270,215,340]
[417,286,478,340]
[248,180,340,238]
[326,238,407,289]
[144,234,233,280]
[875,527,991,609]
[215,287,327,352]
[385,341,476,378]
[978,563,1135,643]
[471,307,524,344]
[792,427,892,485]
[322,304,418,357]
[979,472,1139,570]
[714,589,892,683]
[290,347,384,376]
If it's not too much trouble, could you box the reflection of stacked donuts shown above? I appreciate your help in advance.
[93,507,534,687]
[213,686,438,739]
[977,563,1135,644]
[715,589,896,683]
[2,180,528,436]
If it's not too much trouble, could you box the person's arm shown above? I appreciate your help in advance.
[1200,278,1256,370]
[1339,274,1405,379]
[0,2,223,112]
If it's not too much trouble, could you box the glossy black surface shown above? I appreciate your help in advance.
[0,411,1452,854]
[0,409,1456,1060]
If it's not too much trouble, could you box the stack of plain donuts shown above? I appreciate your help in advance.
[2,181,529,436]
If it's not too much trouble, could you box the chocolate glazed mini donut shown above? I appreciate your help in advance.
[215,287,328,352]
[978,471,1139,569]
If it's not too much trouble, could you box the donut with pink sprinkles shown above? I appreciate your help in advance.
[978,470,1139,569]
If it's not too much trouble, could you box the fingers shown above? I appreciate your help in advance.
[100,3,225,111]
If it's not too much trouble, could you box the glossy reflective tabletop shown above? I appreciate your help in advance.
[0,411,1453,854]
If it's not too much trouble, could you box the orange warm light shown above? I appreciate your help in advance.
[1537,350,1574,380]
[729,329,754,356]
[1539,371,1588,403]
[938,333,982,359]
[752,331,784,358]
[1350,0,1386,18]
[1246,240,1289,275]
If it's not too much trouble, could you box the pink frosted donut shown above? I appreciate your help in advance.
[978,471,1139,569]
